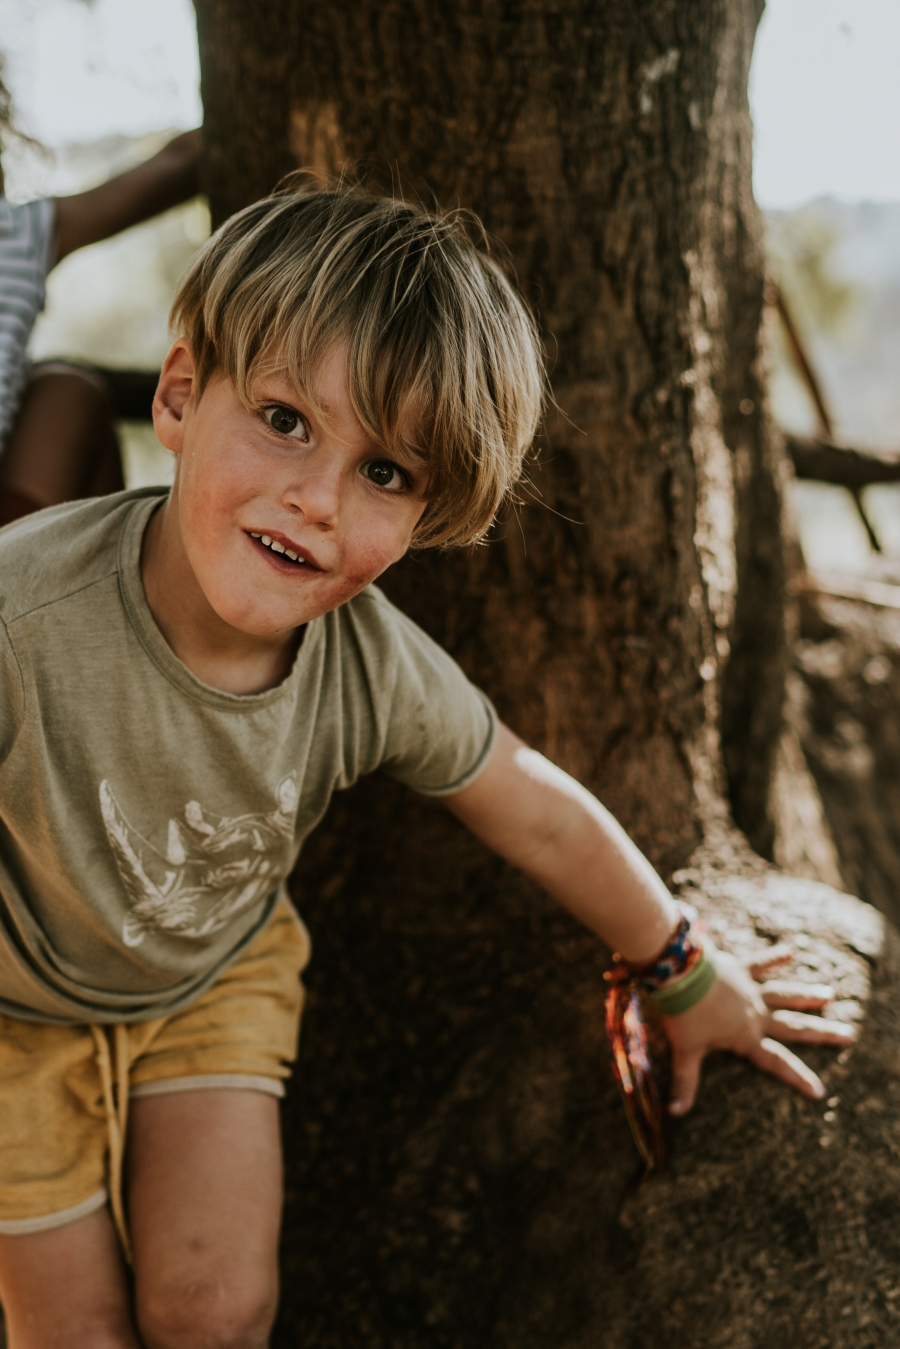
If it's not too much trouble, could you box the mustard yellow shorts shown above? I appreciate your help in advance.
[0,899,310,1238]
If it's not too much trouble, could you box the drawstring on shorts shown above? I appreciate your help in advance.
[90,1024,133,1263]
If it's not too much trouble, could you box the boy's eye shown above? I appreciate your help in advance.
[264,405,307,439]
[364,460,407,492]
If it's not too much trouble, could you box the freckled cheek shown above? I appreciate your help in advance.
[341,522,415,590]
[182,479,230,565]
[184,438,258,547]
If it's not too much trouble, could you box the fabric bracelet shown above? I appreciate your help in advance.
[626,901,704,991]
[648,940,717,1016]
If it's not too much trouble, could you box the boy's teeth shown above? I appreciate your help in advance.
[253,531,307,565]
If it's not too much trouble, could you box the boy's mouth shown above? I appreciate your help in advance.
[248,531,322,570]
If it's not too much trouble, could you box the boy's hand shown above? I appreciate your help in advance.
[445,725,856,1114]
[664,945,856,1116]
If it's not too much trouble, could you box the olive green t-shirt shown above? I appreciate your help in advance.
[0,489,496,1024]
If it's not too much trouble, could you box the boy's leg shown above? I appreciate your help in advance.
[129,1088,283,1349]
[0,1206,138,1349]
[0,365,124,523]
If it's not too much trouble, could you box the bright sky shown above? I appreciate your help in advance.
[0,0,898,208]
[0,0,201,145]
[750,0,900,208]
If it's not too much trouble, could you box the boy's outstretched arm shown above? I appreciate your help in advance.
[444,723,855,1115]
[53,129,202,262]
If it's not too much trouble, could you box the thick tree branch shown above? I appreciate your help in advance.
[787,434,900,491]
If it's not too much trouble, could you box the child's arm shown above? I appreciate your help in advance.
[444,723,854,1115]
[53,129,202,263]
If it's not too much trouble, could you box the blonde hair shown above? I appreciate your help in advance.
[170,181,544,547]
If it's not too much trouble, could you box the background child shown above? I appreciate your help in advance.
[0,62,200,525]
[0,185,853,1349]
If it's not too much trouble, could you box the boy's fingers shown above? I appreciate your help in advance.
[766,1008,857,1044]
[748,1036,825,1100]
[747,945,794,980]
[760,980,834,1010]
[668,1048,704,1117]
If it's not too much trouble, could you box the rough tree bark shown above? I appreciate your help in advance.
[192,2,900,1344]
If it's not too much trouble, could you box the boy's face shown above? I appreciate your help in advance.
[152,341,428,638]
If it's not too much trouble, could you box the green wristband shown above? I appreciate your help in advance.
[649,941,717,1016]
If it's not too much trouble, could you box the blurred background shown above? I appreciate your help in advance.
[753,0,900,579]
[0,0,899,573]
[0,0,205,488]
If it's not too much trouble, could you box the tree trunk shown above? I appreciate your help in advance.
[193,2,900,1344]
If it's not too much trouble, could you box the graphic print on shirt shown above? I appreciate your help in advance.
[99,775,299,946]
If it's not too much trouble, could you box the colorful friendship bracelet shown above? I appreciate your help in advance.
[649,939,717,1016]
[609,900,717,1015]
[604,903,719,1176]
[624,902,705,994]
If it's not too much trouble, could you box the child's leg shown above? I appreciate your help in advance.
[0,1206,138,1348]
[0,364,124,524]
[129,1088,283,1349]
[0,1090,282,1349]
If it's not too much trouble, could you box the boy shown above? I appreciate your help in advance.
[0,60,201,523]
[0,185,852,1348]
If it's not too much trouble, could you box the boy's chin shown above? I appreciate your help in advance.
[207,589,329,637]
[201,567,377,636]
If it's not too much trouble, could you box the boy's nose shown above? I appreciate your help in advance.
[282,466,342,528]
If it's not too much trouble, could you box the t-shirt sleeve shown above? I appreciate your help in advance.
[362,592,498,796]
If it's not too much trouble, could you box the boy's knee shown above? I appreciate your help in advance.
[136,1271,278,1349]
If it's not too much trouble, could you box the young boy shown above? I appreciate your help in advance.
[0,184,852,1348]
[0,61,200,523]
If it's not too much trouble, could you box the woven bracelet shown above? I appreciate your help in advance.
[624,901,704,992]
[649,940,717,1016]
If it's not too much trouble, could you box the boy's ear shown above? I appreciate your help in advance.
[152,340,197,455]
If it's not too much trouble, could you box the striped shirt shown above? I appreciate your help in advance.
[0,197,56,447]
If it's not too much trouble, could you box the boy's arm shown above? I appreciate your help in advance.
[444,723,854,1115]
[53,129,202,263]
